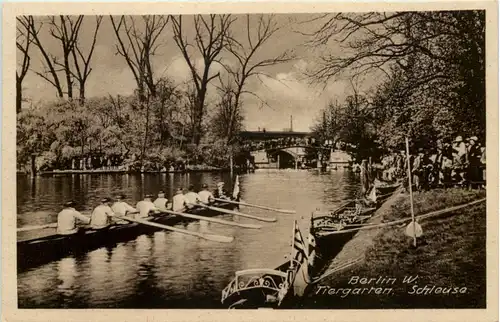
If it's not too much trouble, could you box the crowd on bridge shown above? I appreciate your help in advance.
[374,136,486,190]
[240,137,319,152]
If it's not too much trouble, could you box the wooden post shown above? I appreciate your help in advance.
[31,153,37,176]
[230,154,234,174]
[405,137,417,247]
[290,221,295,269]
[277,154,280,169]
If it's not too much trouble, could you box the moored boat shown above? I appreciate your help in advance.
[17,200,237,272]
[309,183,401,262]
[221,221,310,309]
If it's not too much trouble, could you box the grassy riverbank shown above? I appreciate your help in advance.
[300,188,487,309]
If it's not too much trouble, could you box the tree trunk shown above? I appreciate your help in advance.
[140,102,150,164]
[16,78,22,113]
[192,88,206,145]
[79,82,85,106]
[64,53,73,99]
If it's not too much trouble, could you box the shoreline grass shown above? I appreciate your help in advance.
[299,188,486,309]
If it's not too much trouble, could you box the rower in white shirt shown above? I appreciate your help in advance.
[57,201,91,235]
[111,194,137,216]
[153,191,169,211]
[136,195,160,219]
[184,184,201,209]
[198,183,215,204]
[172,187,189,212]
[90,197,116,229]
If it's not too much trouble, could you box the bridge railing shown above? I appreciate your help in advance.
[238,137,337,153]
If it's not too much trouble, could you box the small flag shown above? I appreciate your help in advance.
[291,221,311,295]
[368,186,377,203]
[292,220,307,265]
[307,229,316,268]
[405,221,423,238]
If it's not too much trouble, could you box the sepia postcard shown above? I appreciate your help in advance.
[2,1,499,322]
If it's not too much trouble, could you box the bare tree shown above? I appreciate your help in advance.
[71,16,103,105]
[110,15,170,164]
[171,14,235,145]
[48,16,84,99]
[211,84,243,143]
[16,16,34,113]
[110,15,169,101]
[27,17,64,97]
[305,12,484,84]
[220,14,295,142]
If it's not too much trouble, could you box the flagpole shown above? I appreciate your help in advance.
[405,137,417,247]
[290,220,296,269]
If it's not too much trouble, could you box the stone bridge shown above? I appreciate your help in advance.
[238,130,352,169]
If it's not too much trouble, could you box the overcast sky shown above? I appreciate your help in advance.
[20,14,379,132]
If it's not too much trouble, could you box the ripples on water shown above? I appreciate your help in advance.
[17,170,360,308]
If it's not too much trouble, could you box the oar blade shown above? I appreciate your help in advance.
[17,223,58,232]
[216,198,295,214]
[198,203,276,223]
[203,234,234,243]
[237,223,263,229]
[277,209,296,214]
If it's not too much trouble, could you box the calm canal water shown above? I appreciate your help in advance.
[17,169,360,308]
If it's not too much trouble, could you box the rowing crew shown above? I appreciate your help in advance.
[56,182,236,235]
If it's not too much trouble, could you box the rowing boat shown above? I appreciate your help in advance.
[17,201,237,272]
[309,183,400,261]
[221,221,309,309]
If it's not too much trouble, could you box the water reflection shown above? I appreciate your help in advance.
[18,170,359,308]
[57,257,77,297]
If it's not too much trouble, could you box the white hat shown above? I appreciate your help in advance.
[469,136,478,141]
[454,136,463,142]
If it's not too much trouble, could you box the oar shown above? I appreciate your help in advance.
[16,210,138,233]
[17,223,57,232]
[192,203,277,223]
[213,198,296,214]
[118,216,234,243]
[159,209,262,229]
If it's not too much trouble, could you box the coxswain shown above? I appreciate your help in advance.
[90,197,116,229]
[452,136,467,185]
[153,191,169,211]
[111,194,137,216]
[136,194,160,219]
[57,201,91,235]
[214,182,230,199]
[184,184,201,208]
[198,183,215,204]
[172,187,189,212]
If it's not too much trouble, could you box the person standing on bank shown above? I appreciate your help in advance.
[198,183,215,204]
[90,197,116,230]
[360,159,370,196]
[452,136,467,185]
[57,201,91,235]
[467,136,482,184]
